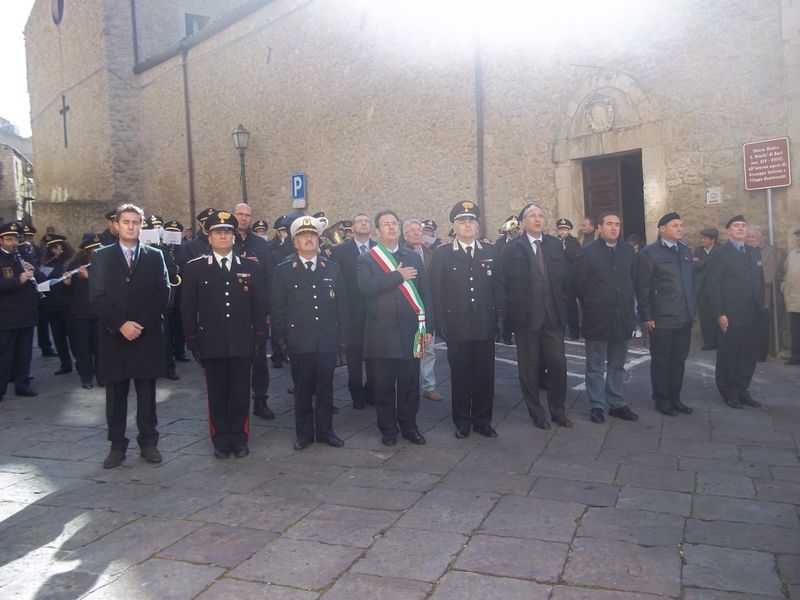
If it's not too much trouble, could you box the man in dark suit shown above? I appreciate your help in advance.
[181,210,267,458]
[357,209,433,446]
[429,201,504,438]
[89,204,170,468]
[499,203,572,430]
[272,216,349,450]
[634,212,696,416]
[330,213,375,409]
[705,215,764,409]
[692,227,719,350]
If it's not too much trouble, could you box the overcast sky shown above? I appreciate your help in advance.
[0,1,36,137]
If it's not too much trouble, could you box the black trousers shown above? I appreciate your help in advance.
[203,357,251,451]
[162,312,176,373]
[251,341,270,400]
[346,343,374,404]
[514,324,567,420]
[169,289,186,358]
[791,312,800,360]
[0,328,34,394]
[270,327,286,366]
[48,308,73,370]
[447,338,495,430]
[68,318,97,385]
[372,358,420,436]
[37,305,53,353]
[648,323,692,409]
[697,303,719,350]
[755,308,770,361]
[716,321,758,401]
[564,283,580,339]
[106,378,158,451]
[292,351,336,442]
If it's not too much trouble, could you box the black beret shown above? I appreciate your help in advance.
[699,227,719,239]
[725,214,747,229]
[657,212,681,228]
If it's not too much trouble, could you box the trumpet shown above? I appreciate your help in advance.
[499,216,519,236]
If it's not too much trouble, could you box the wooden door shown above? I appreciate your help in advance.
[582,156,621,220]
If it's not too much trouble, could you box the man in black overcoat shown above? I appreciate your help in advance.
[429,201,504,438]
[357,209,433,446]
[89,204,170,469]
[499,203,572,430]
[181,210,267,458]
[330,212,376,409]
[692,227,720,350]
[705,215,764,409]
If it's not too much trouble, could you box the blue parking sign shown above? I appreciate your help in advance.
[291,172,306,200]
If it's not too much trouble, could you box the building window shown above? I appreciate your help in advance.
[185,14,210,36]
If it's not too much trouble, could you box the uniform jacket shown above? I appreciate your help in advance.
[429,239,505,341]
[561,234,582,264]
[98,229,118,247]
[89,243,170,381]
[0,248,40,330]
[692,245,714,298]
[42,254,72,312]
[268,236,295,267]
[234,232,272,314]
[177,230,211,265]
[357,244,433,359]
[271,254,350,354]
[498,234,569,332]
[573,239,636,340]
[330,238,375,347]
[782,247,800,313]
[634,238,696,328]
[705,241,765,325]
[181,253,267,359]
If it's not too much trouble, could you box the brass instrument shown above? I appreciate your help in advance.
[498,215,519,236]
[166,244,182,287]
[322,220,347,246]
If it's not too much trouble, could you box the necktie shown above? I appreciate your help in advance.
[466,245,472,258]
[739,245,746,254]
[359,244,367,255]
[534,239,544,272]
[220,257,228,271]
[125,248,133,268]
[305,260,313,271]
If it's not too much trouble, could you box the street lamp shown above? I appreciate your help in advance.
[231,124,250,203]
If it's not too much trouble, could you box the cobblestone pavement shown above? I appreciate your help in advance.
[0,337,798,599]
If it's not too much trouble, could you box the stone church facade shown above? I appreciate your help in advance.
[25,0,800,248]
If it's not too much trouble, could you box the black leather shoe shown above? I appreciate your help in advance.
[214,448,231,459]
[140,447,162,463]
[15,387,38,397]
[402,430,426,445]
[724,397,743,409]
[454,428,470,439]
[253,400,275,420]
[656,404,678,416]
[552,415,573,428]
[609,406,639,421]
[103,449,126,469]
[82,384,94,390]
[532,417,551,430]
[54,368,72,375]
[317,435,344,447]
[738,391,761,407]
[672,401,693,414]
[294,439,311,451]
[473,425,498,438]
[232,446,250,457]
[590,408,605,424]
[175,354,191,362]
[382,434,397,446]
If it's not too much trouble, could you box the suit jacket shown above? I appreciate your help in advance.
[429,239,504,341]
[499,234,569,332]
[634,238,696,328]
[357,244,433,359]
[271,254,350,354]
[89,243,169,381]
[181,253,267,359]
[330,238,375,346]
[705,241,764,326]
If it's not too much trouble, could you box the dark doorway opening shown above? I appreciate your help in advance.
[581,150,646,244]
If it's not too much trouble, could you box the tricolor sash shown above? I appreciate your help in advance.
[369,243,427,358]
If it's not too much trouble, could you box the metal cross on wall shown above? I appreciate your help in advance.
[59,95,70,148]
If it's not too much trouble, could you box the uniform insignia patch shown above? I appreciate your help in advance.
[217,211,232,222]
[1,267,13,280]
[462,201,475,210]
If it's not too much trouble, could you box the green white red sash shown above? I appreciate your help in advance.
[369,243,427,358]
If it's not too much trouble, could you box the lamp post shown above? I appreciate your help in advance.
[231,124,250,203]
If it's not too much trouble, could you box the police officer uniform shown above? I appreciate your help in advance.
[268,215,295,367]
[252,220,269,238]
[429,202,505,437]
[163,220,190,362]
[556,217,582,340]
[99,209,119,247]
[42,233,74,375]
[0,222,39,400]
[271,216,350,450]
[178,208,215,264]
[181,211,267,458]
[67,233,102,388]
[422,219,442,250]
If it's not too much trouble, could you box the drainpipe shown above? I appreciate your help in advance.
[473,33,487,236]
[181,47,197,223]
[129,0,140,65]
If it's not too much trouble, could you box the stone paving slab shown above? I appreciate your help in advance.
[685,519,800,554]
[157,523,277,568]
[682,543,784,597]
[429,571,551,600]
[478,495,585,542]
[692,494,798,527]
[576,507,685,546]
[615,486,692,515]
[454,533,569,582]
[284,504,399,548]
[82,558,225,599]
[320,573,430,600]
[530,476,619,507]
[196,579,319,600]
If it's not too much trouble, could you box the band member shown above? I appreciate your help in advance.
[66,233,102,388]
[181,210,267,458]
[42,233,76,376]
[269,215,294,368]
[162,220,190,363]
[179,208,215,263]
[705,215,764,409]
[429,201,504,438]
[89,204,170,468]
[634,212,696,416]
[99,209,118,246]
[330,213,376,409]
[272,216,349,450]
[358,209,433,446]
[0,222,39,401]
[499,203,572,430]
[252,219,269,241]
